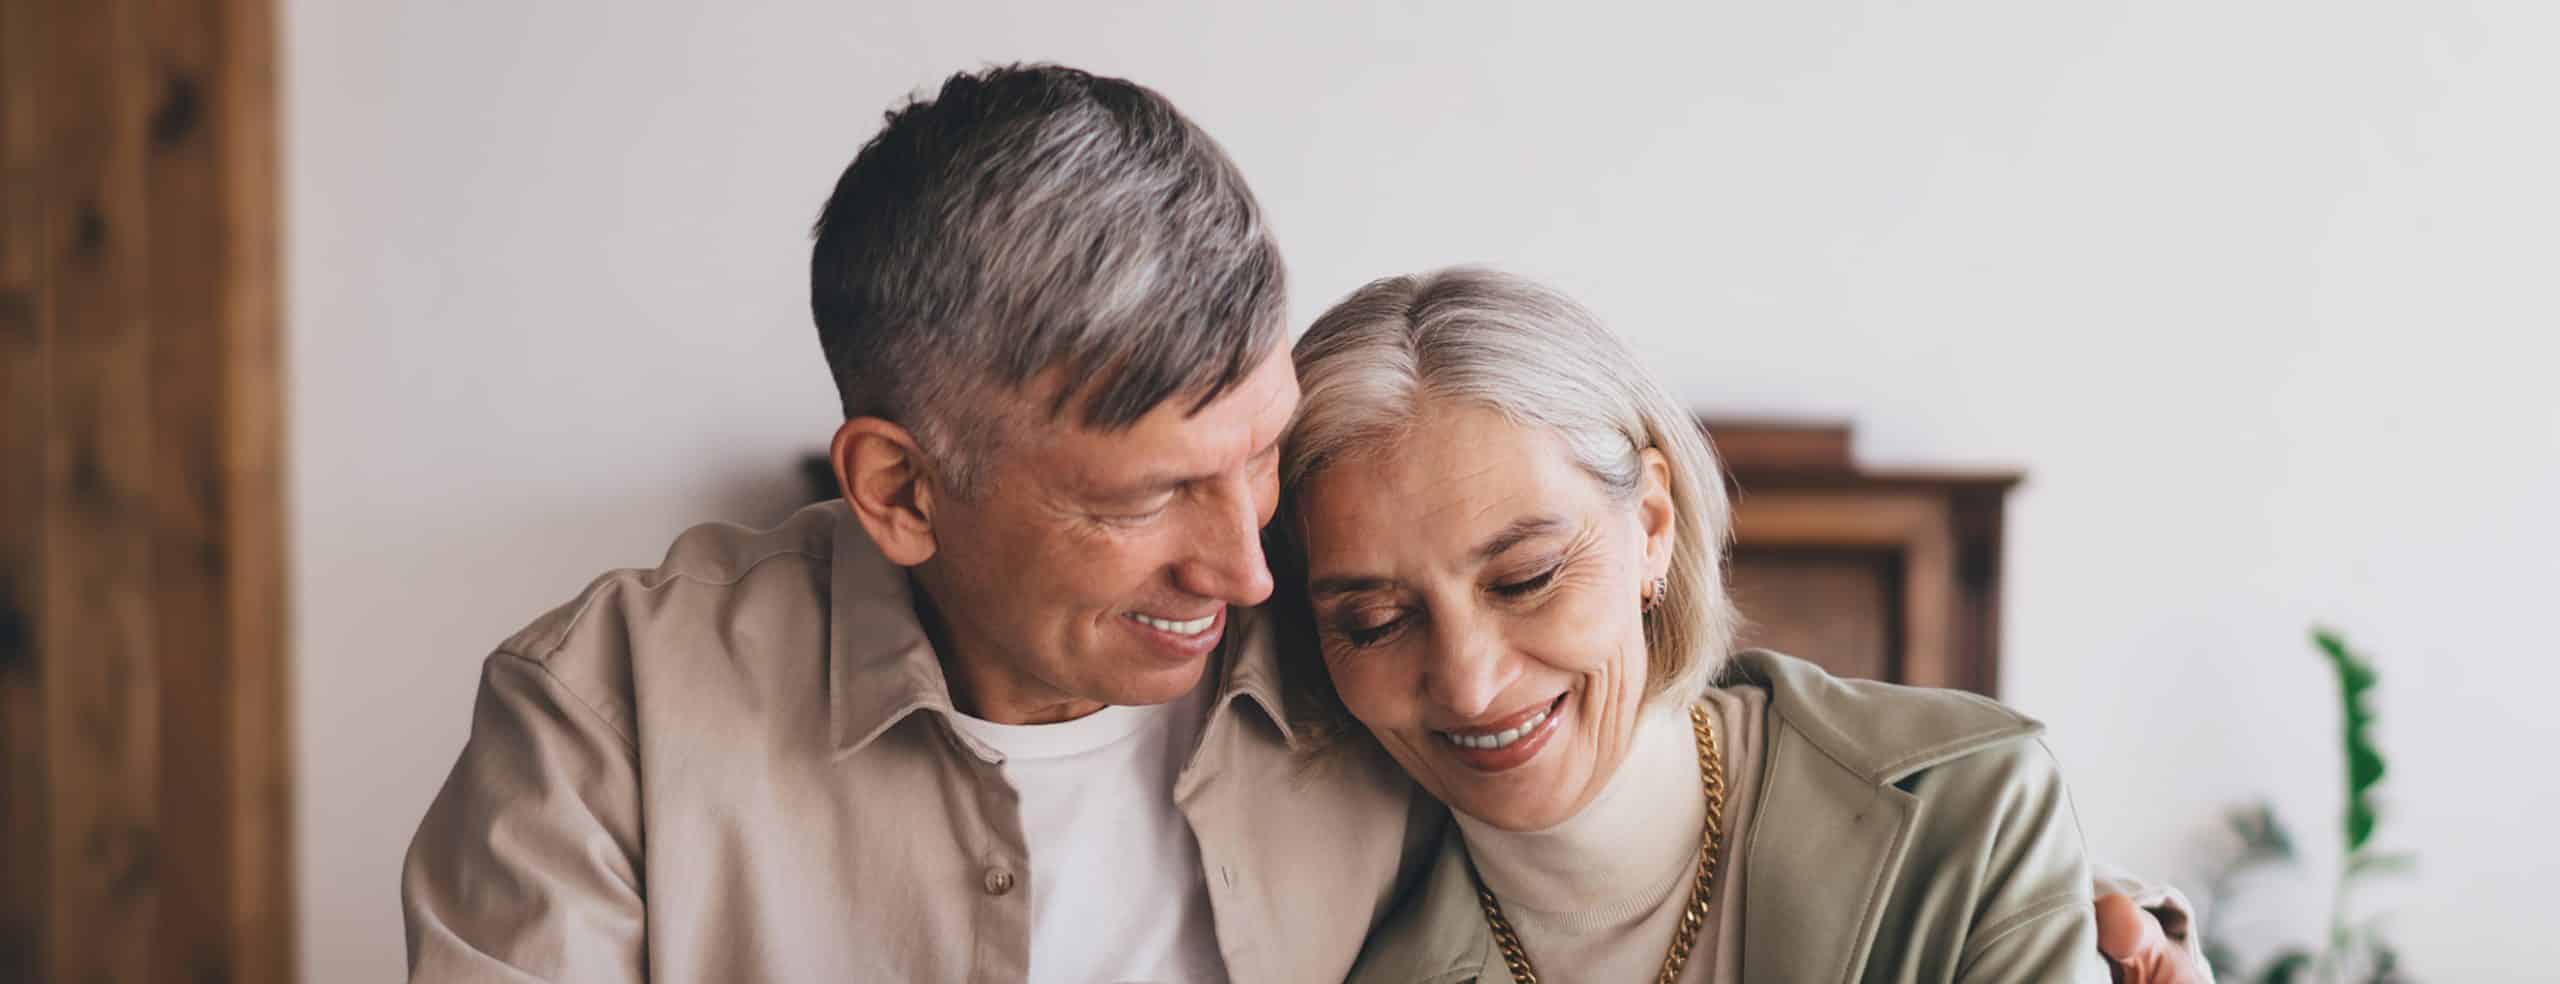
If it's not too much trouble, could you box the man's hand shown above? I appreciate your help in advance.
[2096,893,2211,983]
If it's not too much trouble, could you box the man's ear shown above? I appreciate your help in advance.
[831,417,940,567]
[1636,446,1678,581]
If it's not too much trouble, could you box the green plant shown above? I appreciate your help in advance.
[2201,628,2414,984]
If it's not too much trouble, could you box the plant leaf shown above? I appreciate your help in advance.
[2347,850,2417,880]
[2368,943,2404,984]
[2224,801,2297,862]
[2316,628,2388,852]
[2203,941,2240,977]
[2260,950,2314,984]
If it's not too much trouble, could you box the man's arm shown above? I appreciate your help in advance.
[403,650,646,983]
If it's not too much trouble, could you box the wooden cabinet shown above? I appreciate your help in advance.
[1706,420,2019,697]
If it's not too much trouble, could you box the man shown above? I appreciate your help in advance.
[402,64,2206,982]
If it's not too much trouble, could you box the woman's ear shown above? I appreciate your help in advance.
[1636,446,1677,581]
[830,417,940,567]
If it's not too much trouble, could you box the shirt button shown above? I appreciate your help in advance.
[982,867,1016,896]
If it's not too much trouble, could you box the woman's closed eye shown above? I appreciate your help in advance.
[1330,609,1407,648]
[1490,564,1562,598]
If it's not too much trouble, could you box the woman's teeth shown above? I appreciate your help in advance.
[1441,705,1551,750]
[1129,612,1215,635]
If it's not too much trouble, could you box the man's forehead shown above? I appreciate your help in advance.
[1024,348,1297,487]
[1014,335,1299,422]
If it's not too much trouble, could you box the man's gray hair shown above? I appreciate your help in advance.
[811,64,1286,494]
[1276,267,1739,741]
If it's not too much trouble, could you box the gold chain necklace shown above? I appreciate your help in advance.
[1472,702,1729,984]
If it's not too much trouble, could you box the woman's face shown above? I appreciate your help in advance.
[1295,401,1675,831]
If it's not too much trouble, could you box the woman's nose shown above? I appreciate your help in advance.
[1422,615,1515,720]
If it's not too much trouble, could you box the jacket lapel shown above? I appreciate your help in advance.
[1729,650,2043,984]
[1737,714,1922,984]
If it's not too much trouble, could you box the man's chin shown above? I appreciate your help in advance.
[1099,655,1218,707]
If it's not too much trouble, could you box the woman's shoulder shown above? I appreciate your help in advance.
[1728,650,2099,979]
[1721,649,2047,787]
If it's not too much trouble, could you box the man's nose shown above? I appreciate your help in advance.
[1172,477,1275,607]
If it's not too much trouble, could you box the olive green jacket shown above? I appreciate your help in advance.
[1346,650,2108,984]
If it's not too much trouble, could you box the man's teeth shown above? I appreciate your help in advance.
[1441,705,1551,751]
[1129,612,1216,635]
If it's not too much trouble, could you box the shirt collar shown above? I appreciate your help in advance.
[1724,648,2039,786]
[825,503,954,757]
[1210,603,1301,750]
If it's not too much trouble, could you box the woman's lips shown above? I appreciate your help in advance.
[1434,693,1568,773]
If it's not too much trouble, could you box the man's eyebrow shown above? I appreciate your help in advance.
[1472,515,1566,563]
[1110,429,1289,495]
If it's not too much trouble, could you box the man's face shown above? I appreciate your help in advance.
[914,343,1299,724]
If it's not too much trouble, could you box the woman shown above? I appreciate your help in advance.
[1275,268,2109,982]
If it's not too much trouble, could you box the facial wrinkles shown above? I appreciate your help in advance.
[1034,387,1284,565]
[1311,461,1594,670]
[1406,489,1539,601]
[1427,531,1589,696]
[1477,517,1651,825]
[1586,563,1653,784]
[1454,521,1602,662]
[1048,338,1293,489]
[1529,524,1605,596]
[1180,356,1296,505]
[1297,410,1674,831]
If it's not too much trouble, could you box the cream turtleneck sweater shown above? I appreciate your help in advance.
[1453,685,1770,984]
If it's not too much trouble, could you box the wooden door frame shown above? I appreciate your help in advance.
[1,0,292,980]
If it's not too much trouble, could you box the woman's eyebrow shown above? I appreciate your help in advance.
[1471,515,1566,563]
[1306,574,1394,601]
[1306,516,1565,600]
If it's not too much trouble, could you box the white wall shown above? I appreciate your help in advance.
[288,1,2560,979]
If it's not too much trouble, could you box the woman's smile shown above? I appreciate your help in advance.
[1296,399,1673,831]
[1433,693,1570,772]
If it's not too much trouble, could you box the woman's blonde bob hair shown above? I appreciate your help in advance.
[1272,267,1739,743]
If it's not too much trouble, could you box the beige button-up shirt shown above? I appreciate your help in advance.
[402,501,1433,983]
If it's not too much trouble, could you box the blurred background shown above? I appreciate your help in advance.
[7,0,2556,981]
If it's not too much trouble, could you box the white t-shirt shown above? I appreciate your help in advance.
[947,677,1227,984]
